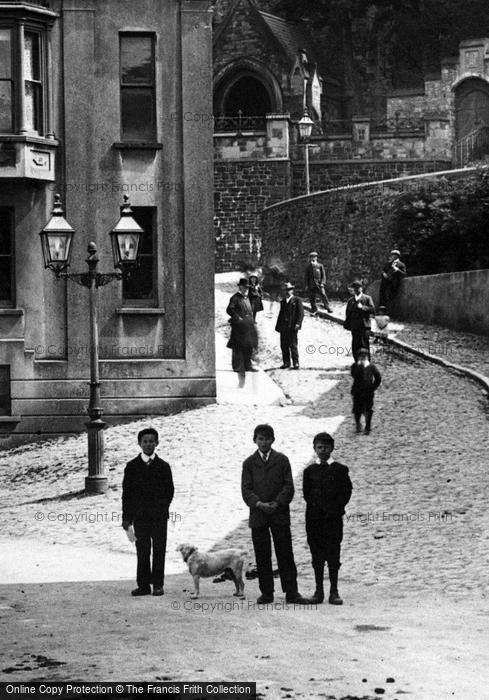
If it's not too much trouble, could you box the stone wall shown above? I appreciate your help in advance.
[261,167,484,296]
[214,160,291,270]
[371,270,489,336]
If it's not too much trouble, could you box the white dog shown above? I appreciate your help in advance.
[176,543,246,599]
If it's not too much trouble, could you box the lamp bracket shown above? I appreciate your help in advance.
[51,270,134,287]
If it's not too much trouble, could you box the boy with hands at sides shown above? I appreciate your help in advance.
[122,428,174,597]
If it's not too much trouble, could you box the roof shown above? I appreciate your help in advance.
[258,10,324,70]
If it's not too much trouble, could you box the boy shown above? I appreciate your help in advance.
[303,433,352,605]
[241,424,311,604]
[351,348,382,434]
[275,282,304,369]
[122,428,174,596]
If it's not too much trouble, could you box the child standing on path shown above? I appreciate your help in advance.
[303,433,352,605]
[241,424,312,605]
[122,428,175,597]
[351,348,382,434]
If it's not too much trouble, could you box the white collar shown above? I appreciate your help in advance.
[317,458,334,465]
[258,449,271,462]
[141,452,157,463]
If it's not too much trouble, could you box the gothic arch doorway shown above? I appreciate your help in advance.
[213,62,282,118]
[455,78,489,139]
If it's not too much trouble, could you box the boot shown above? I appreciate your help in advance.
[310,563,325,604]
[364,410,373,435]
[328,567,343,605]
[355,417,362,433]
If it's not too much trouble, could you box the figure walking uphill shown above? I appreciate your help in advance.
[241,424,312,605]
[351,348,382,435]
[303,433,352,605]
[122,428,175,597]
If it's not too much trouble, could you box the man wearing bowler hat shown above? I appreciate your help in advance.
[344,280,375,360]
[226,278,258,373]
[304,251,332,314]
[275,282,304,369]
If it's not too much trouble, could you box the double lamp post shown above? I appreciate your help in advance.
[39,194,144,494]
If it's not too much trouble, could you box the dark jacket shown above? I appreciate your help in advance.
[303,461,352,519]
[305,262,326,290]
[241,449,295,527]
[381,259,406,289]
[248,283,264,313]
[275,296,304,334]
[351,362,382,395]
[226,291,257,349]
[344,293,375,331]
[122,455,174,523]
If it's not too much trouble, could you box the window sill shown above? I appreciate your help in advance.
[113,142,163,150]
[0,308,24,316]
[0,134,59,146]
[0,416,21,423]
[116,307,165,315]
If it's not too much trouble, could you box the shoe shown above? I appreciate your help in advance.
[256,593,274,604]
[280,364,290,369]
[355,421,362,433]
[292,364,299,370]
[329,588,343,605]
[310,589,324,604]
[364,428,370,435]
[325,307,333,313]
[131,587,151,596]
[152,587,164,596]
[285,592,314,604]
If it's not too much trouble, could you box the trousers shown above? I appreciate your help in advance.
[134,518,168,589]
[251,523,298,595]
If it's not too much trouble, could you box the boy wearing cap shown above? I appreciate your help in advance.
[275,282,304,369]
[226,278,258,373]
[351,348,382,434]
[304,252,332,314]
[379,249,406,312]
[344,280,375,360]
[303,432,352,604]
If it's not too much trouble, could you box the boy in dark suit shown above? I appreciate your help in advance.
[122,427,175,597]
[275,282,304,369]
[303,432,352,605]
[344,280,375,360]
[241,424,311,605]
[351,347,382,434]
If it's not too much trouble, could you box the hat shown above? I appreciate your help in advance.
[350,279,363,288]
[390,249,400,256]
[378,306,387,312]
[309,251,318,257]
[237,278,250,287]
[283,282,295,290]
[313,432,335,447]
[357,348,369,357]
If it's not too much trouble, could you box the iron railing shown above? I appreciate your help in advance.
[454,125,489,166]
[214,111,267,133]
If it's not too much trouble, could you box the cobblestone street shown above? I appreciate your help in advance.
[0,276,488,698]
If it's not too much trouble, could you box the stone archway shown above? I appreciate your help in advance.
[455,77,489,139]
[213,59,283,118]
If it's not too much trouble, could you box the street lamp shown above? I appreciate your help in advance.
[298,108,314,195]
[40,194,143,494]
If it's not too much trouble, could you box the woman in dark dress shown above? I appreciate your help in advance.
[248,274,264,320]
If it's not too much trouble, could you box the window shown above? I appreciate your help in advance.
[122,207,156,304]
[0,23,47,135]
[0,365,11,416]
[0,208,13,305]
[120,34,156,141]
[0,29,13,132]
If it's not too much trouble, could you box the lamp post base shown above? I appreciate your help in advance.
[85,474,109,494]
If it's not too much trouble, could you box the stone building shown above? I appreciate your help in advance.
[212,0,489,271]
[0,0,215,442]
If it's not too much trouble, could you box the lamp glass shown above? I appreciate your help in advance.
[110,200,143,268]
[298,113,314,140]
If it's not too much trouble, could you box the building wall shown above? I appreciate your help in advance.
[261,167,485,296]
[0,0,215,442]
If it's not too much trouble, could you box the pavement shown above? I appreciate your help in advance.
[1,274,488,699]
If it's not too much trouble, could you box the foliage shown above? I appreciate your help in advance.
[390,171,489,275]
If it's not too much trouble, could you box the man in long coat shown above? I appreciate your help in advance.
[379,249,406,312]
[226,278,258,373]
[304,251,332,314]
